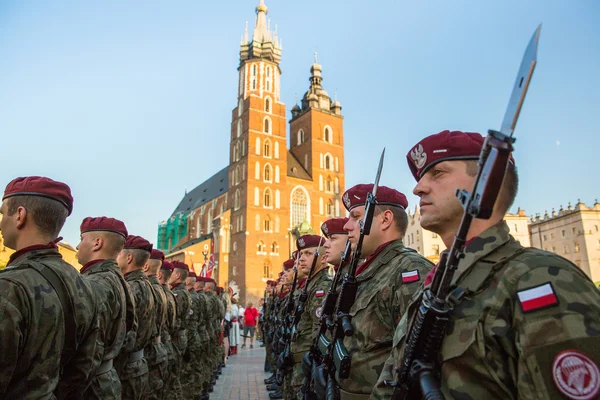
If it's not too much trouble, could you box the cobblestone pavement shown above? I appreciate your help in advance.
[211,344,272,400]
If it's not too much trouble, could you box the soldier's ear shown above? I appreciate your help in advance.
[380,209,394,231]
[93,236,103,251]
[15,205,27,230]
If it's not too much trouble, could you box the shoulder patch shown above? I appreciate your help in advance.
[315,290,325,297]
[517,282,558,313]
[315,306,323,319]
[401,270,420,283]
[552,350,599,400]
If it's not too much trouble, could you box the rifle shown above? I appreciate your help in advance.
[389,26,541,400]
[276,257,300,384]
[322,149,385,398]
[303,239,352,399]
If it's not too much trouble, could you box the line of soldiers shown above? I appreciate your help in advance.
[0,175,227,399]
[260,130,600,400]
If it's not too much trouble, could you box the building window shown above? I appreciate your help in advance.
[257,240,265,253]
[233,242,237,252]
[264,118,270,134]
[326,176,332,193]
[263,262,271,278]
[432,233,438,238]
[575,242,580,253]
[234,190,241,210]
[252,79,256,90]
[265,98,270,113]
[252,64,257,76]
[324,154,333,170]
[432,244,440,255]
[514,224,518,233]
[232,266,237,276]
[326,200,334,217]
[264,164,271,182]
[264,188,272,207]
[275,165,280,182]
[254,187,260,206]
[271,241,279,254]
[264,139,271,157]
[543,234,547,241]
[264,216,272,232]
[324,127,332,143]
[256,137,261,155]
[297,129,304,145]
[237,119,242,138]
[291,187,309,227]
[266,66,270,77]
[561,229,566,238]
[207,209,213,232]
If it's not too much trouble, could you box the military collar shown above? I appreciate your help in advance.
[357,239,405,282]
[451,221,512,289]
[8,242,60,265]
[80,259,120,275]
[148,274,161,284]
[124,268,146,281]
[307,267,330,291]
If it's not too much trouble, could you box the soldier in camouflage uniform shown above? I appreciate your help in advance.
[77,216,137,400]
[116,235,157,400]
[195,276,213,399]
[158,260,180,399]
[204,279,224,387]
[321,217,349,270]
[0,176,102,398]
[144,249,170,399]
[290,234,332,399]
[336,184,433,399]
[373,130,600,399]
[169,261,193,398]
[182,270,203,400]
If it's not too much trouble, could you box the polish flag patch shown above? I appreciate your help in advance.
[517,283,559,313]
[401,270,420,283]
[315,290,325,297]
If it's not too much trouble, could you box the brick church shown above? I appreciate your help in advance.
[157,0,346,303]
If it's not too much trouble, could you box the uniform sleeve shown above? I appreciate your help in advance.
[511,263,600,399]
[308,280,330,339]
[371,345,400,400]
[392,255,432,325]
[0,288,26,397]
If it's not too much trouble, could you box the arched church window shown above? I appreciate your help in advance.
[264,164,271,182]
[264,188,272,207]
[291,187,309,227]
[265,98,270,113]
[297,129,305,145]
[324,127,332,143]
[264,118,270,134]
[264,139,271,157]
[234,190,241,210]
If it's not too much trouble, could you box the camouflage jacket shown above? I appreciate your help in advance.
[171,282,192,349]
[81,259,137,361]
[339,239,432,396]
[206,292,222,338]
[162,284,177,341]
[145,275,167,366]
[291,267,332,358]
[372,222,600,400]
[124,269,156,353]
[187,289,201,345]
[195,291,210,342]
[0,246,102,399]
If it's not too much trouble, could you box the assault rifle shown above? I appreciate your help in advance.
[389,26,541,400]
[303,239,352,399]
[321,149,386,399]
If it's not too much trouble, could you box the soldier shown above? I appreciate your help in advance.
[116,235,157,400]
[77,216,137,399]
[321,217,349,269]
[336,184,433,399]
[143,249,169,399]
[0,176,101,398]
[373,130,600,399]
[203,278,224,386]
[290,234,332,399]
[158,260,181,399]
[169,261,193,398]
[195,276,213,400]
[182,270,203,400]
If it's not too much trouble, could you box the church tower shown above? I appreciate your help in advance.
[228,0,287,301]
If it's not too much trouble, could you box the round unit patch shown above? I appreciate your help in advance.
[315,307,323,319]
[552,350,600,400]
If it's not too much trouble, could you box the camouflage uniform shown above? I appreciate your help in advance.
[291,268,332,398]
[206,292,222,377]
[338,240,432,399]
[372,222,600,400]
[161,282,181,399]
[196,290,212,392]
[82,259,137,400]
[0,245,102,399]
[182,288,203,399]
[171,283,192,397]
[282,284,302,400]
[145,275,169,399]
[117,269,156,400]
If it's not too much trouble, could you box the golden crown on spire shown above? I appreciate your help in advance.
[256,0,268,13]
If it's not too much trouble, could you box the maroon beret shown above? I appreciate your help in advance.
[150,249,165,261]
[297,234,323,250]
[161,260,173,271]
[188,271,197,279]
[283,258,295,270]
[80,216,128,238]
[197,276,211,282]
[172,260,189,271]
[123,235,153,252]
[321,218,349,238]
[266,279,277,286]
[216,287,224,294]
[278,271,284,278]
[3,176,74,215]
[342,184,408,211]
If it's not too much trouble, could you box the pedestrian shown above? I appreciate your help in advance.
[230,297,241,355]
[242,301,259,348]
[372,130,600,399]
[223,292,232,364]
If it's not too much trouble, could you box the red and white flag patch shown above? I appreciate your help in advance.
[315,290,325,297]
[401,270,420,283]
[517,283,558,313]
[552,350,600,400]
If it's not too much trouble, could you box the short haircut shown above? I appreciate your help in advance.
[464,160,519,213]
[123,249,150,268]
[161,269,172,281]
[98,231,125,257]
[375,205,408,235]
[147,259,161,274]
[174,268,189,281]
[6,196,68,237]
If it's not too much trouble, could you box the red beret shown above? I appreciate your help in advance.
[196,276,211,282]
[80,217,128,238]
[172,260,189,271]
[297,234,323,250]
[123,235,153,252]
[283,258,295,270]
[266,280,277,286]
[342,184,408,211]
[217,287,224,294]
[161,260,173,271]
[278,271,284,278]
[188,271,197,279]
[150,249,165,261]
[407,130,512,181]
[321,218,349,237]
[3,176,74,215]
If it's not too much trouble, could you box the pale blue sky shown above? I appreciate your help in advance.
[1,1,598,246]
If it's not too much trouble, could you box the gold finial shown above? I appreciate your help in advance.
[256,0,268,13]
